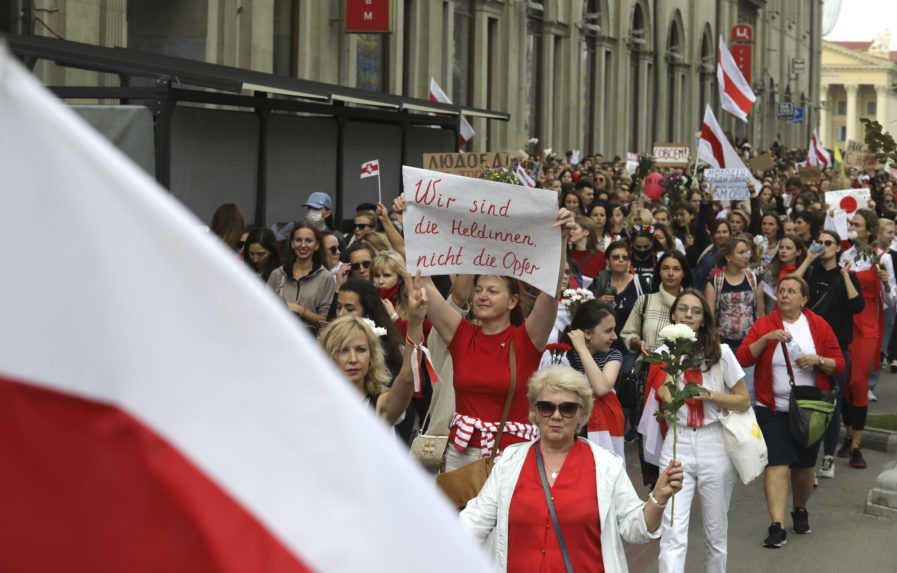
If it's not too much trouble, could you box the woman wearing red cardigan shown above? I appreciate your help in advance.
[736,275,845,549]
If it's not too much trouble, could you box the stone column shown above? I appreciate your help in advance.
[876,85,889,128]
[638,55,651,153]
[845,84,859,143]
[541,30,555,149]
[819,84,830,145]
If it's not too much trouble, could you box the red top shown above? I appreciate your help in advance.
[394,317,433,341]
[568,249,606,278]
[736,309,845,411]
[508,441,604,573]
[448,319,543,449]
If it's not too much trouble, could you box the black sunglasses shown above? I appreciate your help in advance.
[350,261,372,271]
[535,401,581,418]
[819,239,836,247]
[328,245,340,254]
[355,223,374,230]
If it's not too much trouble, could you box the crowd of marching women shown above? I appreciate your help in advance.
[209,145,897,572]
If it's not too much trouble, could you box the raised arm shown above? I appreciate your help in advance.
[568,330,620,397]
[420,272,463,345]
[376,203,406,258]
[526,208,575,350]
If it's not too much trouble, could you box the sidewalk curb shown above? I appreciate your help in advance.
[841,427,897,453]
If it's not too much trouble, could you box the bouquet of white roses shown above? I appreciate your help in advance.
[642,323,704,524]
[560,288,595,318]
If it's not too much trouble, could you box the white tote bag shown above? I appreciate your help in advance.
[719,407,768,484]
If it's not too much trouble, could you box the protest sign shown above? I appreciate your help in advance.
[402,166,561,294]
[652,143,690,167]
[625,152,639,174]
[749,152,775,172]
[847,140,865,152]
[571,149,581,165]
[825,188,870,215]
[798,166,822,184]
[421,151,509,178]
[704,168,751,201]
[844,150,876,170]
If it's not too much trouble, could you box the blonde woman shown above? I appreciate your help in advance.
[318,276,426,424]
[371,250,433,340]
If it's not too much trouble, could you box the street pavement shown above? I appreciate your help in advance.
[621,368,897,572]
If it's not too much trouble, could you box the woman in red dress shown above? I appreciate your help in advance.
[460,366,683,572]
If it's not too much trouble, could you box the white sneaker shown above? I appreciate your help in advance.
[869,390,878,402]
[818,455,835,479]
[890,359,897,373]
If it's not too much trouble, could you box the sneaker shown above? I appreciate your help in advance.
[868,390,878,402]
[791,508,811,534]
[837,437,851,458]
[818,455,835,479]
[890,359,897,373]
[850,448,867,469]
[764,522,788,548]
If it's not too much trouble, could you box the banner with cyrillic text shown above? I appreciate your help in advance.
[402,166,561,294]
[705,168,751,201]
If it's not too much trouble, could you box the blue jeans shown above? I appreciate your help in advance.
[872,306,897,391]
[823,347,850,456]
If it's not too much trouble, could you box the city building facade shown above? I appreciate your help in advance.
[12,0,821,156]
[820,37,897,147]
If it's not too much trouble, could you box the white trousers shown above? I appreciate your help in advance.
[658,423,736,573]
[444,445,484,472]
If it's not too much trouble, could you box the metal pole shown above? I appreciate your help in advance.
[254,101,269,227]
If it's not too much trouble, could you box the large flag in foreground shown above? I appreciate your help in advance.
[717,36,756,122]
[0,45,492,573]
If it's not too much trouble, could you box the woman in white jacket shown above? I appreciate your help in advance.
[460,365,682,572]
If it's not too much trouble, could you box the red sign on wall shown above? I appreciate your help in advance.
[730,44,753,84]
[346,0,390,33]
[731,24,753,44]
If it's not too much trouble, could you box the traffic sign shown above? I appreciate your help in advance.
[789,106,805,124]
[776,103,794,119]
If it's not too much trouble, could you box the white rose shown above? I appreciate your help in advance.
[753,235,766,246]
[659,323,697,342]
[847,230,858,241]
[545,148,553,155]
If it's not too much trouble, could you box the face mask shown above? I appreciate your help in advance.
[306,209,324,224]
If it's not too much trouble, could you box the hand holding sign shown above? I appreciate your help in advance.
[402,166,562,294]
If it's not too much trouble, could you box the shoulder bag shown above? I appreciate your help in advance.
[716,362,768,484]
[535,444,575,573]
[781,343,836,448]
[435,340,517,509]
[618,293,652,410]
[409,386,449,471]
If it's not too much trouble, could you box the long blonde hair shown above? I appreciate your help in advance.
[371,250,410,316]
[318,316,391,397]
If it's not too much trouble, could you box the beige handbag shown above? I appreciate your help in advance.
[410,410,449,471]
[435,341,517,509]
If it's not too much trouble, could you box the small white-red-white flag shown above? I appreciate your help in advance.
[0,45,493,573]
[515,163,535,187]
[717,36,756,122]
[807,129,831,168]
[429,78,475,148]
[360,159,380,178]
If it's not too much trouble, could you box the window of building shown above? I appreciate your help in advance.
[837,125,846,141]
[868,100,877,116]
[525,5,544,140]
[837,100,846,115]
[273,0,299,77]
[356,34,387,92]
[453,0,474,106]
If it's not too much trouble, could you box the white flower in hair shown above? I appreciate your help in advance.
[659,323,697,343]
[361,317,388,337]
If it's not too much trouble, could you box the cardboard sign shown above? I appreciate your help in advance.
[798,166,822,184]
[625,152,639,174]
[421,152,509,178]
[705,168,751,201]
[847,140,865,152]
[652,143,690,167]
[402,166,561,294]
[749,152,775,172]
[844,151,876,169]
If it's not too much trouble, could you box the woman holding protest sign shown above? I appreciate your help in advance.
[421,208,577,472]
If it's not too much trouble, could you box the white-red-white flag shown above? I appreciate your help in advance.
[361,159,380,178]
[515,163,535,187]
[429,77,475,147]
[697,105,745,169]
[0,45,493,573]
[717,36,756,122]
[807,129,832,168]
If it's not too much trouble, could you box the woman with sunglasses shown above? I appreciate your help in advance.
[350,211,378,246]
[460,365,683,572]
[421,209,576,472]
[792,230,863,479]
[267,222,336,332]
[642,289,750,572]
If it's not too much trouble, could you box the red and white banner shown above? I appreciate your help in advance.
[361,159,380,178]
[717,36,756,122]
[429,78,475,148]
[515,163,535,187]
[807,129,832,168]
[0,45,492,573]
[698,105,746,170]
